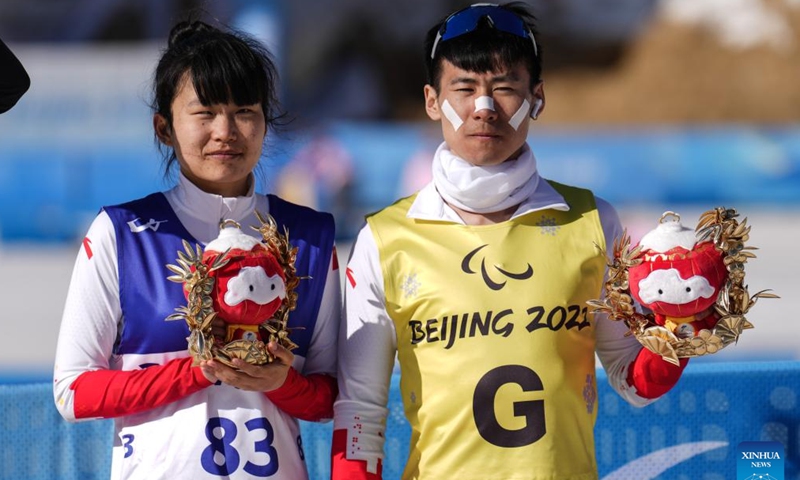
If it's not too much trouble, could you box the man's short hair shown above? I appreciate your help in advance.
[423,2,542,92]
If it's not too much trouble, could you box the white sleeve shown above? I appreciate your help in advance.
[299,248,341,377]
[333,224,396,474]
[53,211,122,421]
[593,196,653,408]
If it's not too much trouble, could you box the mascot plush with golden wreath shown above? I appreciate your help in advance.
[166,212,299,367]
[628,211,728,338]
[589,207,777,365]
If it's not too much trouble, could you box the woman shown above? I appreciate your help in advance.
[53,21,340,480]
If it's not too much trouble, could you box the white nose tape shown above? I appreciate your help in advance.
[441,100,464,131]
[509,98,531,131]
[474,96,495,113]
[443,96,529,131]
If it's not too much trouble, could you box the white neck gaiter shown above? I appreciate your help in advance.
[431,142,540,214]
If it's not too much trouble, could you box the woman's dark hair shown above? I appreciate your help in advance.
[423,2,542,92]
[152,20,286,171]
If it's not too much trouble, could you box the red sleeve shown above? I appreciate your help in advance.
[264,368,337,422]
[70,357,213,419]
[331,428,382,480]
[627,347,689,399]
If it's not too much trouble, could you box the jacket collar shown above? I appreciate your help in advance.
[170,172,257,224]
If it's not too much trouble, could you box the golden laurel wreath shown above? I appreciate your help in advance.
[587,207,778,365]
[165,211,300,367]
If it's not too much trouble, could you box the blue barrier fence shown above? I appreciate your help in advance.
[1,361,797,479]
[1,125,799,242]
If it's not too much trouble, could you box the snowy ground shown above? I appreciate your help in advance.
[1,207,796,377]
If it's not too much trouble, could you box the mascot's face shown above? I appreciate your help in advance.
[629,239,727,318]
[202,244,286,325]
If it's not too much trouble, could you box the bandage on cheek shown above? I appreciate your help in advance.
[509,98,531,131]
[441,99,464,131]
[443,96,529,131]
[475,95,532,131]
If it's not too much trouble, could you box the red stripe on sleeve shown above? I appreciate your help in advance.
[331,428,382,480]
[82,237,93,259]
[627,347,689,399]
[70,357,213,419]
[346,267,356,288]
[264,369,338,422]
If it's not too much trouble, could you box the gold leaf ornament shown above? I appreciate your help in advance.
[587,207,778,363]
[166,213,300,367]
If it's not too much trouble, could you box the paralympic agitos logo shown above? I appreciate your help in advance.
[461,244,533,290]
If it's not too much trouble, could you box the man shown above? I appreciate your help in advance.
[332,3,686,479]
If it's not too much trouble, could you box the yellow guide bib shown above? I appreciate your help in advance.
[368,181,606,480]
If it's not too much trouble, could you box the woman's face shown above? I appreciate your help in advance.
[155,73,266,197]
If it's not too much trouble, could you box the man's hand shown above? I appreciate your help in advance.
[199,341,294,391]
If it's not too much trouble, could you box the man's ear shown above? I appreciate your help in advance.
[424,84,442,121]
[530,81,545,119]
[153,114,172,146]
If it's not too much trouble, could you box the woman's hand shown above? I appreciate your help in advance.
[199,341,295,392]
[210,317,228,341]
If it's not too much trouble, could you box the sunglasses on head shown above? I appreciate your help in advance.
[430,3,539,59]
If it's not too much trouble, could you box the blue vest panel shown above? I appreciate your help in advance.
[104,193,334,358]
[266,194,335,358]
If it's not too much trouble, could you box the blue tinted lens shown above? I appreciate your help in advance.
[440,6,529,42]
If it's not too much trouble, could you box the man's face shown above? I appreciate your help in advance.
[424,59,544,167]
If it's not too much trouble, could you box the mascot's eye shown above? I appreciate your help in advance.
[658,289,663,295]
[686,287,691,292]
[249,285,254,292]
[271,284,275,290]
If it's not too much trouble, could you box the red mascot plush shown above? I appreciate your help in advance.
[201,222,286,344]
[628,212,728,337]
[589,207,777,364]
[168,213,298,366]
